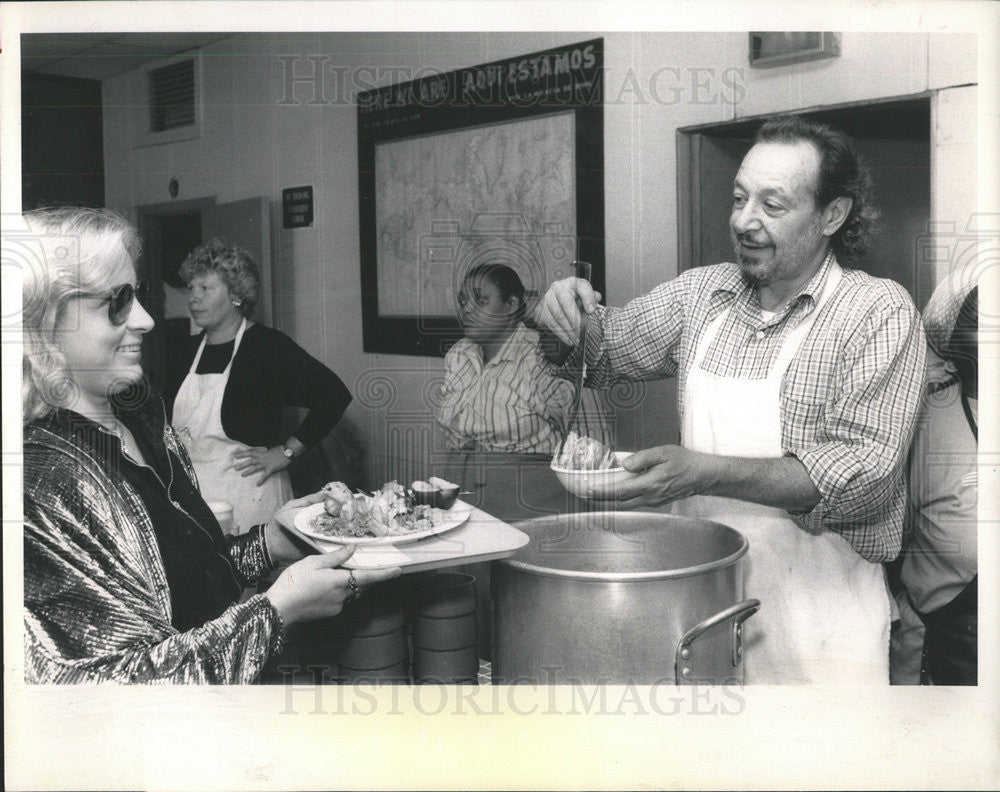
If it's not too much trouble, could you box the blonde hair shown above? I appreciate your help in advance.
[22,206,142,423]
[179,238,260,317]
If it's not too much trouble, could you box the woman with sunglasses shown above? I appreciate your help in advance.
[167,238,352,534]
[22,207,399,683]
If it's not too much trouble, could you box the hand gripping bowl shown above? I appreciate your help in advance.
[550,450,638,498]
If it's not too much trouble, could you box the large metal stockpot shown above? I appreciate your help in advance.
[492,511,759,685]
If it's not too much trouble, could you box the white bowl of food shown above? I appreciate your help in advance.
[409,476,461,510]
[550,432,638,499]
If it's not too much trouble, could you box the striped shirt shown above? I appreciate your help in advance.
[559,255,926,561]
[437,323,613,455]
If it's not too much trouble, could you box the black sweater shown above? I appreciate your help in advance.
[166,323,352,449]
[37,402,245,632]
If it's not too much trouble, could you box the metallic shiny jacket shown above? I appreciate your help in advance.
[23,397,283,683]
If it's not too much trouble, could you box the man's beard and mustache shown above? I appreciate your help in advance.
[732,231,771,286]
[740,267,765,287]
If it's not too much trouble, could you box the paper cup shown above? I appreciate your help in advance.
[336,630,408,669]
[411,572,477,618]
[411,645,479,684]
[337,660,411,684]
[410,572,479,682]
[411,613,478,652]
[206,500,234,536]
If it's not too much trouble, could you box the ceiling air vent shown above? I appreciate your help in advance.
[135,53,202,147]
[148,58,195,132]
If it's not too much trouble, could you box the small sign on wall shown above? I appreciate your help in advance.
[282,185,313,228]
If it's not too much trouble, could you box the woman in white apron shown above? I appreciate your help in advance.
[672,261,890,684]
[173,316,293,532]
[171,239,352,534]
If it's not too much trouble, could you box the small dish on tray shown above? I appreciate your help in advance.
[293,500,472,546]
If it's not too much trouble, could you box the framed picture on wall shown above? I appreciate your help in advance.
[357,39,605,357]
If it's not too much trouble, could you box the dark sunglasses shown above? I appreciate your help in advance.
[77,281,149,326]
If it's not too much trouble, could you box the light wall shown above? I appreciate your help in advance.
[103,32,978,488]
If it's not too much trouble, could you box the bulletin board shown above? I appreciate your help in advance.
[357,38,605,356]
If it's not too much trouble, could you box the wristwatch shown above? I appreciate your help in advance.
[282,445,295,460]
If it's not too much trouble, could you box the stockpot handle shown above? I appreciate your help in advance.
[674,598,760,685]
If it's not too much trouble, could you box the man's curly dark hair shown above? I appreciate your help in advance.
[755,115,880,266]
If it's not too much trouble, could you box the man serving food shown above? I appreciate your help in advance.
[536,115,926,684]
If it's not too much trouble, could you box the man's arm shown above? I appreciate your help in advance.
[535,272,698,388]
[588,445,821,513]
[789,289,926,558]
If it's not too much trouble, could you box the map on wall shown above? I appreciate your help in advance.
[374,110,577,318]
[356,37,604,356]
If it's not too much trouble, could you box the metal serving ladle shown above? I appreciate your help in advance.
[558,261,592,456]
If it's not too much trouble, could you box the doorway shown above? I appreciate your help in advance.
[22,71,104,210]
[677,96,932,308]
[137,198,212,395]
[136,196,272,394]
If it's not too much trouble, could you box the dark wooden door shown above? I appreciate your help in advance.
[21,72,104,209]
[137,196,270,395]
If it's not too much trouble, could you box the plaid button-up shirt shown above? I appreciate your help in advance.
[561,255,926,561]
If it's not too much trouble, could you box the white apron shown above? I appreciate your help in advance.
[672,263,890,684]
[173,318,293,534]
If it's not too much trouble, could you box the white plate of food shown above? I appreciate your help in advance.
[293,480,472,546]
